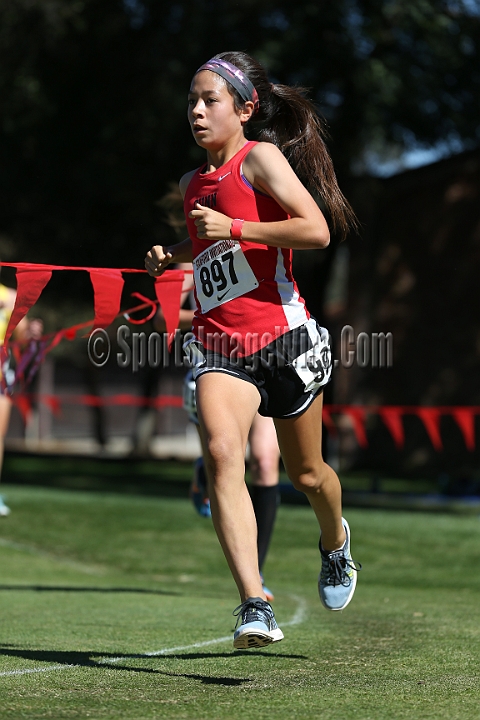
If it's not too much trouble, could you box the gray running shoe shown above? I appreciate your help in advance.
[233,597,284,649]
[318,518,361,611]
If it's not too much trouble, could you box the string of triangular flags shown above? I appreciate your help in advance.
[322,405,480,452]
[10,393,480,452]
[1,262,478,451]
[0,262,189,359]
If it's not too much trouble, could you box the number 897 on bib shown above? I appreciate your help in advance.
[193,239,259,313]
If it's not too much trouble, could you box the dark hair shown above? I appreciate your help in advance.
[214,51,358,241]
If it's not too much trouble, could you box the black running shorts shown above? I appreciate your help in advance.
[183,318,332,419]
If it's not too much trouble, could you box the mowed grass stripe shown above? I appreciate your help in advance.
[0,484,479,720]
[0,594,307,676]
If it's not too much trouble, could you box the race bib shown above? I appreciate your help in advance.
[291,319,332,393]
[193,238,259,313]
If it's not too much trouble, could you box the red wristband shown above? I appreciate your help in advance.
[230,218,244,240]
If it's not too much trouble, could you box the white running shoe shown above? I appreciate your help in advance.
[0,496,11,517]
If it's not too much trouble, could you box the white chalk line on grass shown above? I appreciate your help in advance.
[0,665,76,677]
[104,594,307,663]
[0,594,307,678]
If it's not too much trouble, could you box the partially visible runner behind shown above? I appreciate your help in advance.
[154,263,280,602]
[146,51,361,649]
[0,279,43,516]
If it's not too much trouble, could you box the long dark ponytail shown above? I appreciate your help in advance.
[214,51,358,241]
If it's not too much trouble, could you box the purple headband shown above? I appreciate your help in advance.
[195,58,260,114]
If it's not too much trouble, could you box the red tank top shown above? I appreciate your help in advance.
[184,140,309,355]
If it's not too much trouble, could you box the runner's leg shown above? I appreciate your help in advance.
[274,392,345,552]
[196,371,264,601]
[248,414,280,572]
[0,395,12,516]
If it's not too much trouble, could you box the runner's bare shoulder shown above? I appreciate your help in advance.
[179,169,198,199]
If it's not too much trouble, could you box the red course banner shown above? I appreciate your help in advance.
[11,394,480,453]
[0,262,191,370]
[0,262,190,352]
[326,404,480,452]
[2,263,478,451]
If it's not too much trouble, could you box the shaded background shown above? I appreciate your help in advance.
[1,0,480,482]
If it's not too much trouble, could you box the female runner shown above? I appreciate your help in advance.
[145,51,360,649]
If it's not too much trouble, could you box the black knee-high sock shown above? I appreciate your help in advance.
[250,485,280,573]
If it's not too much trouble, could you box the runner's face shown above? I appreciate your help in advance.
[188,71,243,149]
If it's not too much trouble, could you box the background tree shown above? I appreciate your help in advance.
[0,0,478,275]
[1,0,479,476]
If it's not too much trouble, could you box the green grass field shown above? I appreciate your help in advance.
[1,481,479,719]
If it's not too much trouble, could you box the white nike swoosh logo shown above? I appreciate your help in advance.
[218,172,231,181]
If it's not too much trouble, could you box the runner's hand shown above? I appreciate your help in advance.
[189,203,231,240]
[145,246,173,277]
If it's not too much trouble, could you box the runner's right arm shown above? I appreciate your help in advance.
[145,170,196,276]
[145,237,193,277]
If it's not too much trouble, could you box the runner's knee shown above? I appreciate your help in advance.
[204,435,245,476]
[249,452,279,486]
[289,461,330,493]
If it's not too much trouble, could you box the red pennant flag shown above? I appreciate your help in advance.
[417,408,443,451]
[39,394,61,415]
[379,406,405,449]
[343,406,368,448]
[451,407,476,451]
[3,268,52,348]
[12,393,32,423]
[154,271,185,350]
[322,405,338,437]
[89,269,124,330]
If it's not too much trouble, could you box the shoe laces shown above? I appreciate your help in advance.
[233,597,274,629]
[321,549,362,587]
